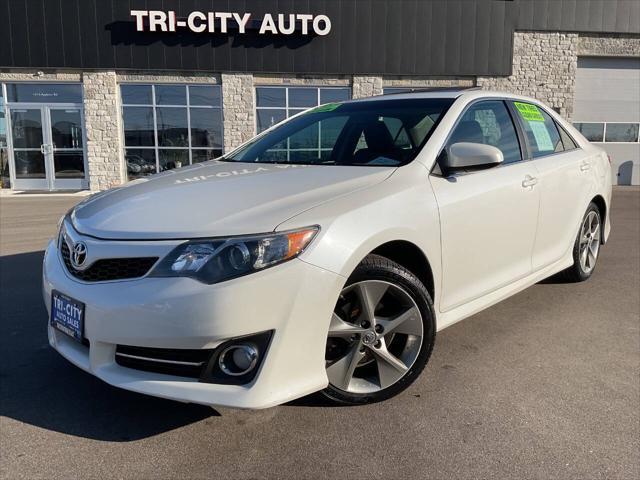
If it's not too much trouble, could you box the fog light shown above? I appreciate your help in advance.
[218,344,259,376]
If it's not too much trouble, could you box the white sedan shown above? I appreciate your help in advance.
[43,89,612,407]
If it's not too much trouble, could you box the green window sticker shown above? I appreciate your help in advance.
[310,103,341,113]
[514,102,545,122]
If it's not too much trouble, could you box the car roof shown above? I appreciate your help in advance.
[346,88,542,106]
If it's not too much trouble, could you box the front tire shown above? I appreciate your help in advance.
[560,202,602,283]
[322,254,436,405]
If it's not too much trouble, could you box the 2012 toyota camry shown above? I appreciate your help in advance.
[43,89,612,407]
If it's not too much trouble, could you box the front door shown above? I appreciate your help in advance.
[8,105,87,191]
[430,99,540,312]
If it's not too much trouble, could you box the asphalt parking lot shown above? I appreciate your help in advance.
[1,189,638,480]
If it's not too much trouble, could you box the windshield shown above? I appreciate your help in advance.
[224,98,454,167]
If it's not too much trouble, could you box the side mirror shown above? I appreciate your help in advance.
[442,142,504,170]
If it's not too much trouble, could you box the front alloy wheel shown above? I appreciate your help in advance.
[323,255,435,404]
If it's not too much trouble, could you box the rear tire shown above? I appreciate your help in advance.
[559,202,602,283]
[322,254,436,405]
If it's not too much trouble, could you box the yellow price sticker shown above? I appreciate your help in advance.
[514,102,545,122]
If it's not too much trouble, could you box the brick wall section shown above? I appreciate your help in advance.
[477,32,579,119]
[82,72,122,191]
[577,33,640,56]
[352,76,383,98]
[222,73,255,152]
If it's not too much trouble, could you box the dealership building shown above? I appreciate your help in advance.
[0,0,638,192]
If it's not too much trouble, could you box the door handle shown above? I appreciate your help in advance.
[580,162,591,172]
[522,175,538,188]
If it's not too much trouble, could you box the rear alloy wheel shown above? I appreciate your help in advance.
[560,202,602,282]
[323,255,435,405]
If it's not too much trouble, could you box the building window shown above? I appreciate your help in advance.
[383,87,421,95]
[255,86,351,133]
[254,86,351,162]
[573,123,604,142]
[573,122,640,143]
[0,85,9,188]
[604,123,640,143]
[120,84,223,179]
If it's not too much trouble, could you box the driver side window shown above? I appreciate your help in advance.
[447,100,523,164]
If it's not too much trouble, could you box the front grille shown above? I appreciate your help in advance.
[60,241,158,282]
[115,345,214,378]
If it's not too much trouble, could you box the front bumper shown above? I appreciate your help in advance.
[43,240,344,409]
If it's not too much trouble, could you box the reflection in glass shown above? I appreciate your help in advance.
[257,109,286,132]
[289,123,319,149]
[53,152,84,178]
[123,107,155,146]
[0,110,6,148]
[321,117,348,148]
[190,109,223,148]
[289,88,317,108]
[50,109,83,149]
[320,88,351,104]
[382,88,415,95]
[1,148,9,188]
[256,88,286,108]
[189,86,221,107]
[159,149,189,171]
[573,123,604,142]
[13,151,46,178]
[121,85,153,105]
[605,123,639,143]
[156,108,188,147]
[192,149,219,163]
[6,83,83,104]
[10,109,43,148]
[155,85,187,105]
[125,149,157,178]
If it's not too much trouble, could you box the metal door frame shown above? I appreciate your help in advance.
[4,83,88,191]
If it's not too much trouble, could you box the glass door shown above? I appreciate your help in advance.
[9,107,49,190]
[7,105,87,190]
[48,107,86,190]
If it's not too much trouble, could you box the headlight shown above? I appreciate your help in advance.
[149,226,319,284]
[56,213,69,247]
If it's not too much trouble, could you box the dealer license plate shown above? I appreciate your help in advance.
[50,290,85,342]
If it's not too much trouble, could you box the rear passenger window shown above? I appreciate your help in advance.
[447,100,522,164]
[558,125,578,150]
[513,102,564,157]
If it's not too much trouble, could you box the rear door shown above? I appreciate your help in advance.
[509,101,592,271]
[430,99,540,312]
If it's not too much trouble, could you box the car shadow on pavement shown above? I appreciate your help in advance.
[0,251,216,442]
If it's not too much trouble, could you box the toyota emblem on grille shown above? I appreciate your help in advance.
[71,242,88,269]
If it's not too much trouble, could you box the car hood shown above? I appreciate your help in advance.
[72,161,395,240]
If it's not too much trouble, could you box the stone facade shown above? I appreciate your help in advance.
[478,32,579,119]
[82,72,122,191]
[383,76,475,89]
[1,31,639,190]
[116,71,219,84]
[254,74,350,86]
[221,73,255,152]
[352,76,383,99]
[577,33,640,57]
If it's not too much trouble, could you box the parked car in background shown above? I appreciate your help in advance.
[43,89,612,407]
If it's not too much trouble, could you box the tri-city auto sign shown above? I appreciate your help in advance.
[130,10,332,36]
